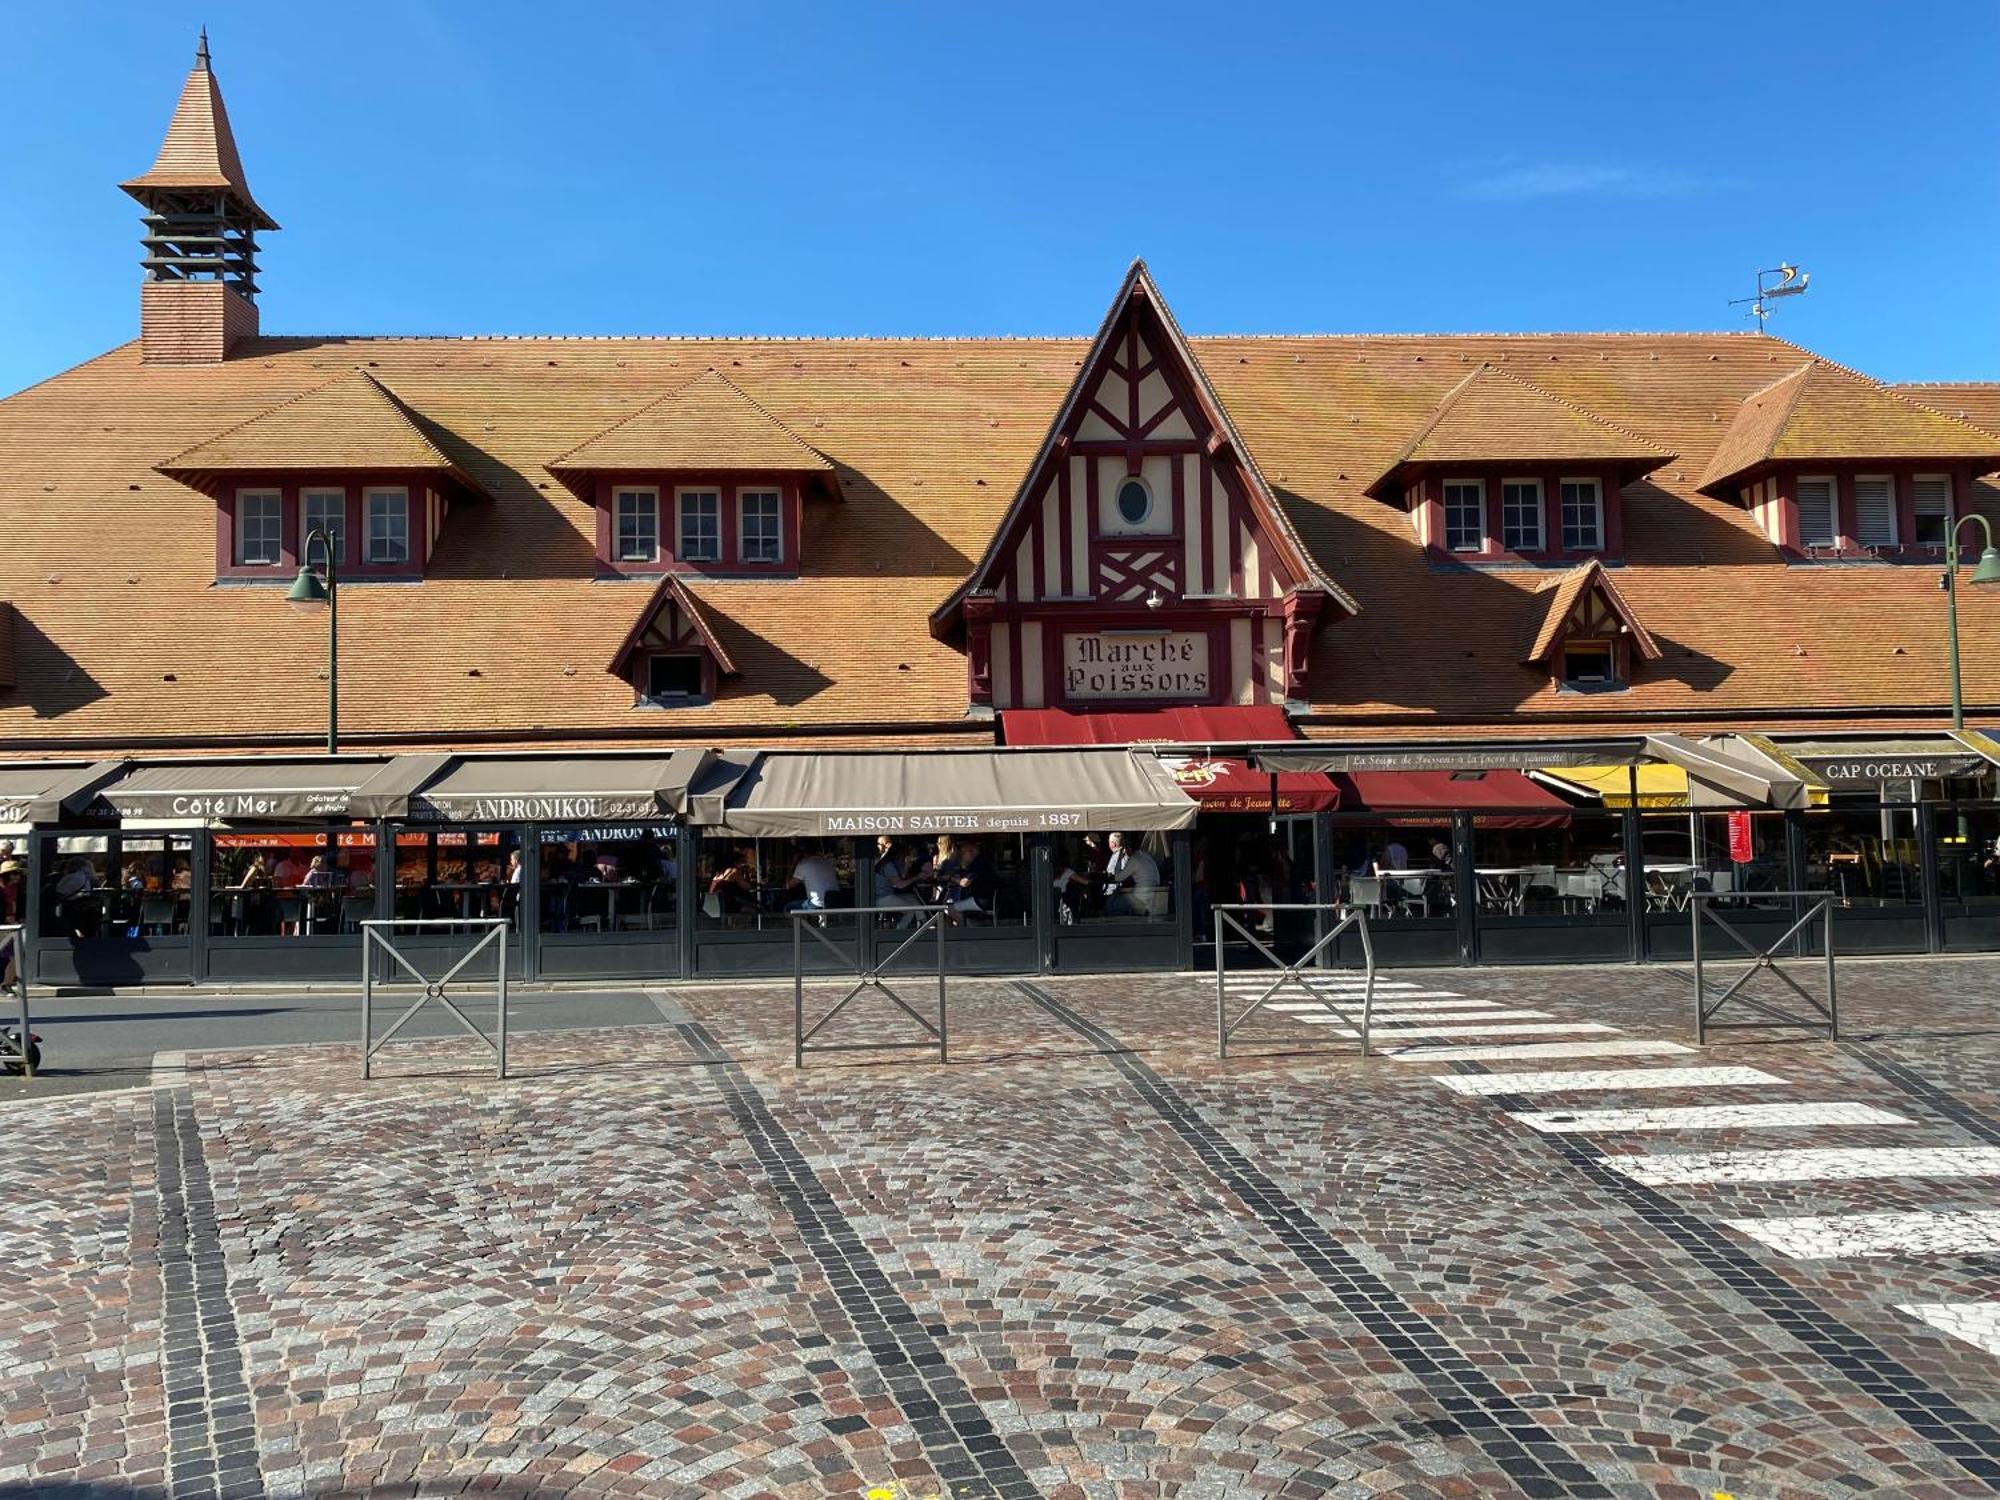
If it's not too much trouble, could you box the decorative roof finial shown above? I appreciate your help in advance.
[196,26,211,71]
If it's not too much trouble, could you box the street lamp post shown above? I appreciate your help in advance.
[1943,497,2000,732]
[285,527,339,754]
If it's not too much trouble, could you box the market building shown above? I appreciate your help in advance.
[4,36,2000,986]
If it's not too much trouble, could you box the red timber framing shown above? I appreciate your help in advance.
[607,573,739,703]
[208,472,444,580]
[1523,558,1662,689]
[932,261,1355,714]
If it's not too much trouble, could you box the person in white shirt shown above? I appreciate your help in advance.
[1102,832,1162,917]
[787,845,843,911]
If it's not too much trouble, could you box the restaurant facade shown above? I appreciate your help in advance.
[4,38,2000,987]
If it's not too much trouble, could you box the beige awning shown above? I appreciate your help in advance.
[1642,734,1813,810]
[0,761,126,826]
[1256,738,1642,774]
[1772,735,1997,790]
[403,750,715,824]
[97,758,392,822]
[714,749,1198,838]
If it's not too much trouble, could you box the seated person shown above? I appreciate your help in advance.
[945,838,996,919]
[706,853,756,918]
[1053,833,1105,922]
[872,836,923,925]
[1102,832,1162,917]
[786,843,843,912]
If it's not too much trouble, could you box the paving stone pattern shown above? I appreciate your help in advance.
[4,957,2000,1496]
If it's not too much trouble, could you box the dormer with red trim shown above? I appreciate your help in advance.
[931,263,1354,712]
[607,574,741,706]
[550,370,837,579]
[158,370,489,582]
[1523,559,1662,692]
[1366,364,1672,566]
[1698,361,2000,561]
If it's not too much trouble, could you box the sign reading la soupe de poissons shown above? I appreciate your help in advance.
[1062,631,1209,700]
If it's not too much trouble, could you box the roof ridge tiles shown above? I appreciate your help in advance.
[224,327,1783,348]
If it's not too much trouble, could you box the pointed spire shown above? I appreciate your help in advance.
[120,30,277,230]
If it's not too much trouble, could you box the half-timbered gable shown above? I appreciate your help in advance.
[608,574,739,705]
[1524,559,1661,691]
[932,263,1354,714]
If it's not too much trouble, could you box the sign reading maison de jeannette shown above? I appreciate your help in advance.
[1062,632,1209,700]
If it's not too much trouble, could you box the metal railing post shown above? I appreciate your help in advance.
[1213,904,1369,1059]
[1690,891,1837,1044]
[1825,900,1839,1041]
[1214,908,1227,1059]
[792,906,950,1067]
[358,919,510,1080]
[1691,888,1706,1045]
[361,927,374,1080]
[0,926,31,1079]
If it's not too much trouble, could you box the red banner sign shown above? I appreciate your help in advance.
[1726,810,1755,864]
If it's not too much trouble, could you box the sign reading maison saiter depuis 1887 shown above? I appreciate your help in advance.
[1062,632,1209,700]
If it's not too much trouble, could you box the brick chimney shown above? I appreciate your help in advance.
[119,30,277,365]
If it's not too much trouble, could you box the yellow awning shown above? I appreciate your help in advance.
[1536,764,1690,808]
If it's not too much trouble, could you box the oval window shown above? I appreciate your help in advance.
[1116,476,1152,525]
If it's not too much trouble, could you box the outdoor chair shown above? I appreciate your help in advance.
[1346,875,1384,917]
[139,894,180,936]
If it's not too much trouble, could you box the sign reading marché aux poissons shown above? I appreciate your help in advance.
[1062,632,1209,700]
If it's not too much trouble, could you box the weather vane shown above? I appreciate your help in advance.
[1730,263,1810,332]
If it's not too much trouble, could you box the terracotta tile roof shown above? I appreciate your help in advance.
[1893,383,2000,462]
[1524,560,1662,665]
[155,369,488,494]
[3,323,2000,753]
[1365,364,1671,498]
[0,604,13,691]
[550,368,831,490]
[117,40,277,230]
[1699,360,2000,494]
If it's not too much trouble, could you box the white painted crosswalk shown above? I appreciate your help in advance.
[1729,1211,2000,1261]
[1333,1020,1620,1040]
[1609,1146,2000,1187]
[1901,1302,2000,1358]
[1510,1102,1911,1134]
[1435,1066,1785,1097]
[1384,1037,1696,1063]
[1293,1010,1558,1028]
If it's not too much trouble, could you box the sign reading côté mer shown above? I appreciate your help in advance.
[1063,631,1209,700]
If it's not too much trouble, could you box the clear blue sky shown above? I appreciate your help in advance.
[4,1,1996,397]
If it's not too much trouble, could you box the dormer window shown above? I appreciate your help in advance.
[1794,477,1837,549]
[1853,476,1897,548]
[1914,475,1952,545]
[646,654,706,701]
[364,489,409,564]
[235,490,281,565]
[1525,559,1661,694]
[1501,479,1544,551]
[302,489,346,561]
[1443,479,1485,552]
[1560,639,1617,689]
[609,574,740,707]
[739,489,782,563]
[677,489,722,561]
[1559,479,1603,552]
[614,487,660,562]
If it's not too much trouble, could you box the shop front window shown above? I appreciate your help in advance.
[1327,821,1453,922]
[393,828,523,929]
[697,837,860,930]
[41,834,193,939]
[539,825,678,933]
[1053,830,1174,923]
[1805,805,1924,907]
[209,830,376,937]
[1472,815,1624,920]
[1937,806,2000,909]
[874,832,1031,928]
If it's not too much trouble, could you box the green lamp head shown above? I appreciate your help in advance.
[285,565,329,610]
[1970,545,2000,592]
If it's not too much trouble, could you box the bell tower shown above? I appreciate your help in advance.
[119,30,278,365]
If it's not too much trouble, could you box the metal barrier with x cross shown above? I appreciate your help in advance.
[1690,891,1838,1045]
[1214,903,1377,1059]
[0,925,32,1079]
[360,919,511,1079]
[792,905,950,1067]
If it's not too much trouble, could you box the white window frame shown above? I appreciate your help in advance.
[675,487,721,563]
[1558,477,1604,552]
[364,487,411,565]
[1912,473,1952,548]
[612,486,661,563]
[1794,474,1838,549]
[300,488,346,565]
[1501,477,1544,552]
[737,487,783,564]
[235,489,282,566]
[1852,473,1898,548]
[1441,478,1485,553]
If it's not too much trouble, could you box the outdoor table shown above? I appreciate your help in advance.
[1474,866,1537,915]
[1644,864,1697,912]
[1376,868,1449,918]
[1554,866,1606,912]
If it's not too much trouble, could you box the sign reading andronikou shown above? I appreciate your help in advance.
[1062,632,1209,700]
[410,794,667,824]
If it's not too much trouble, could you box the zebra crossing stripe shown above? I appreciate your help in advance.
[1900,1303,2000,1359]
[1385,1038,1695,1063]
[1608,1146,2000,1187]
[1730,1211,2000,1261]
[1436,1066,1784,1096]
[1510,1102,1911,1134]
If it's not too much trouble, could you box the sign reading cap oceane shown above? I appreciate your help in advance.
[1794,753,1984,789]
[1063,631,1209,700]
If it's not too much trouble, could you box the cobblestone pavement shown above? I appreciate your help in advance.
[4,957,2000,1498]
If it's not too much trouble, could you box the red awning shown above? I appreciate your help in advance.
[1000,706,1337,811]
[1333,770,1569,827]
[1001,705,1294,747]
